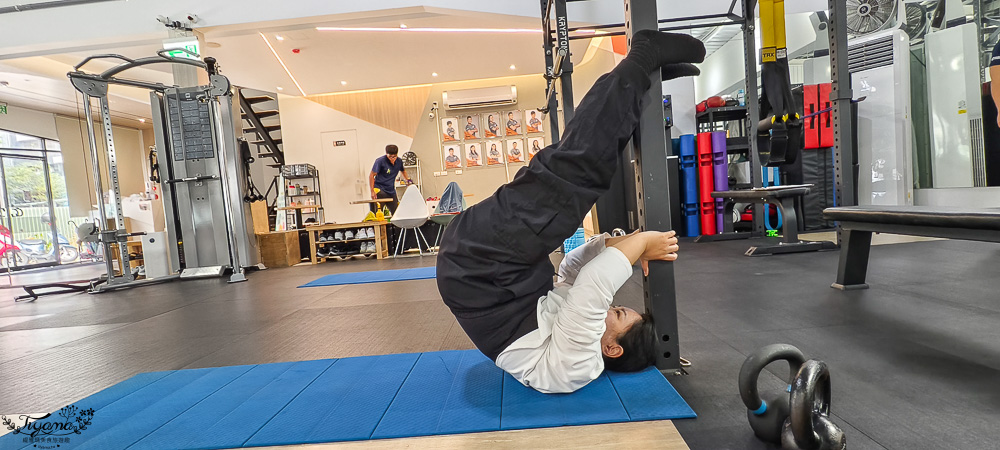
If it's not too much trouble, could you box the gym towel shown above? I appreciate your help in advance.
[298,266,436,288]
[0,350,695,450]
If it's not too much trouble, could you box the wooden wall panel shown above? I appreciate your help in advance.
[304,85,432,138]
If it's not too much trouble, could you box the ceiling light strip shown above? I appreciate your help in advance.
[315,27,541,33]
[259,32,306,96]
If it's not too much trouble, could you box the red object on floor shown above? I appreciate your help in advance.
[819,83,833,148]
[803,84,819,149]
[697,132,716,235]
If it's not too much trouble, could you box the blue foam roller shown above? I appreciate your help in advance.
[678,134,700,237]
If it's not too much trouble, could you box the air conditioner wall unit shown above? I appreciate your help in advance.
[443,86,517,109]
[849,29,914,206]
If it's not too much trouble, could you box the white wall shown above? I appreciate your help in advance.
[0,104,58,139]
[664,78,697,137]
[694,12,824,100]
[279,95,413,223]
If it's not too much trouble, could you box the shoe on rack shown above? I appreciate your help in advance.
[316,247,328,258]
[345,230,355,240]
[365,242,374,253]
[366,227,375,238]
[319,233,328,242]
[361,228,371,239]
[334,231,344,241]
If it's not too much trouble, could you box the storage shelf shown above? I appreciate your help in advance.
[696,106,747,124]
[286,193,319,197]
[316,238,376,244]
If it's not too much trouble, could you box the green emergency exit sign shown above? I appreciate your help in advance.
[162,39,201,60]
[0,103,7,115]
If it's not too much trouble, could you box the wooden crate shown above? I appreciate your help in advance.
[257,230,302,267]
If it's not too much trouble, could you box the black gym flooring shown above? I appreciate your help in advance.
[1,237,998,449]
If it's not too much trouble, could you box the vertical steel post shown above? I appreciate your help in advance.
[743,0,765,233]
[624,0,680,371]
[97,96,132,281]
[555,0,575,125]
[81,93,118,281]
[541,0,561,141]
[828,0,856,244]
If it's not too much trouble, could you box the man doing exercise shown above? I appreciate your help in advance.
[437,31,705,393]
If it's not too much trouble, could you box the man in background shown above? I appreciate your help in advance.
[369,144,413,214]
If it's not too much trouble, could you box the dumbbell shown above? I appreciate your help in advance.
[738,344,807,444]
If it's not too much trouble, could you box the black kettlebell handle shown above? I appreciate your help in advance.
[739,344,807,412]
[790,359,832,447]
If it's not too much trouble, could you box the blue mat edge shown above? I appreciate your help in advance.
[297,267,437,288]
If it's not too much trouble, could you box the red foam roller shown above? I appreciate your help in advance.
[697,132,716,235]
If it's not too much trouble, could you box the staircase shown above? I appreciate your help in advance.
[236,88,285,230]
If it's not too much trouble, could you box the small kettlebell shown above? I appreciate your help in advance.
[739,344,807,444]
[781,360,846,450]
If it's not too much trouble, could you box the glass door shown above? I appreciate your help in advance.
[0,152,60,271]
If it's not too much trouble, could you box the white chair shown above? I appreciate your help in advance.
[391,187,432,257]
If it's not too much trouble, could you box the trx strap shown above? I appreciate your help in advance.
[759,0,802,167]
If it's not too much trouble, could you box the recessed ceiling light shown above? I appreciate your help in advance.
[432,72,438,77]
[509,64,516,70]
[139,118,146,123]
[400,24,407,29]
[205,41,222,48]
[341,81,347,86]
[275,35,285,41]
[276,86,284,91]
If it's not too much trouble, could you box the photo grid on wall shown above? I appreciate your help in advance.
[439,102,547,171]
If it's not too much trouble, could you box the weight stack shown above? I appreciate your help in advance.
[697,132,716,235]
[711,131,729,233]
[678,135,700,237]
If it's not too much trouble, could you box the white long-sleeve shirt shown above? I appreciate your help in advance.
[495,233,634,393]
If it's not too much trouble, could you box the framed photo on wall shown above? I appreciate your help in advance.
[444,144,462,169]
[482,112,502,138]
[527,136,545,161]
[465,143,483,167]
[485,140,503,165]
[441,118,459,142]
[462,114,481,140]
[525,109,544,134]
[506,139,525,163]
[504,110,522,136]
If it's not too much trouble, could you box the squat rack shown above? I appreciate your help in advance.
[539,0,765,371]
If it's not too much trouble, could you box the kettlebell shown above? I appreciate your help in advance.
[781,360,846,450]
[739,344,807,444]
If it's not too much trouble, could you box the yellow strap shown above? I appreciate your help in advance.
[759,0,786,62]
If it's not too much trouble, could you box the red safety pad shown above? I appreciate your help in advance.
[697,132,716,235]
[819,83,833,148]
[803,84,819,149]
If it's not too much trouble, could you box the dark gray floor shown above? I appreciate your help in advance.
[1,238,998,449]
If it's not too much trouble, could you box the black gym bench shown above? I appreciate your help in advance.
[700,185,836,256]
[823,206,1000,290]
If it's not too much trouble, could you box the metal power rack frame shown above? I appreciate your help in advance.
[539,0,766,371]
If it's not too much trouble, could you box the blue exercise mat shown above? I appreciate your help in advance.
[0,350,695,450]
[298,267,436,288]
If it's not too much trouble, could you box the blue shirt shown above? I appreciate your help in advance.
[371,155,404,194]
[992,41,1000,67]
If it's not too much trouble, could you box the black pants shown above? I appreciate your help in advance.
[436,63,649,361]
[373,190,399,214]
